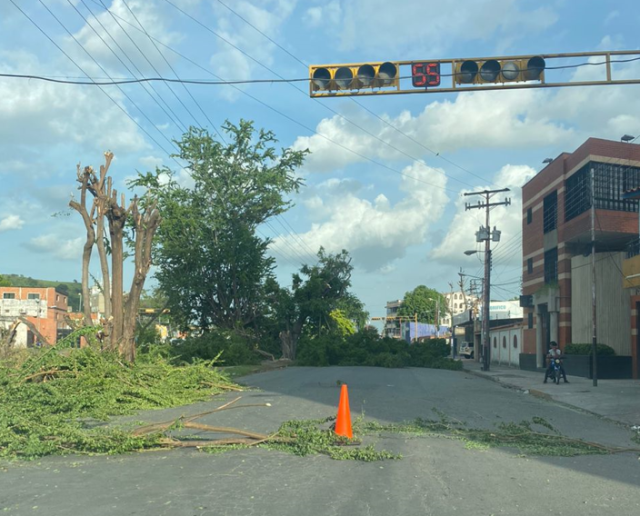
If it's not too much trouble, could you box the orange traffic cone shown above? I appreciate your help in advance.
[334,384,353,438]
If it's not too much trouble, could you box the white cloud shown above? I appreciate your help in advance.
[271,161,449,271]
[293,91,575,173]
[139,155,164,168]
[0,215,24,233]
[71,0,183,76]
[23,235,84,261]
[338,0,557,53]
[208,0,298,100]
[604,10,620,24]
[303,1,342,27]
[431,164,536,266]
[0,53,148,155]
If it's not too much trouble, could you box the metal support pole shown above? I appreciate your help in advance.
[590,168,598,386]
[483,249,491,370]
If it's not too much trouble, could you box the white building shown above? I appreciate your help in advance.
[441,292,478,327]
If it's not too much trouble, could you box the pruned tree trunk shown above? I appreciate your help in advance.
[70,151,161,362]
[69,164,97,327]
[120,199,161,362]
[280,320,303,360]
[107,193,127,348]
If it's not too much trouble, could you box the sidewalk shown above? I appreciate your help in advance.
[462,359,640,427]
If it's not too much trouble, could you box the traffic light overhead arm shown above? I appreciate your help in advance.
[309,50,640,97]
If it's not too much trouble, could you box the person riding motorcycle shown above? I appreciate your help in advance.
[544,341,569,383]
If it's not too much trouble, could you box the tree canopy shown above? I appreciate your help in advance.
[267,248,358,359]
[397,285,447,324]
[132,120,307,333]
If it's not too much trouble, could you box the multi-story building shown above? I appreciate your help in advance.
[521,137,640,378]
[0,287,69,346]
[441,292,478,327]
[383,300,402,338]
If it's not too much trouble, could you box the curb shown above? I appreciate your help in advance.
[464,367,557,399]
[527,389,552,401]
[464,367,635,428]
[462,368,524,393]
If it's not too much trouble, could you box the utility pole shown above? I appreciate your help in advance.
[448,282,455,357]
[590,168,598,387]
[458,269,468,313]
[465,188,511,371]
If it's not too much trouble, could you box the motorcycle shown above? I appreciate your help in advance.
[550,357,564,384]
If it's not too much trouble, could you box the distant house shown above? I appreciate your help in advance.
[0,287,69,347]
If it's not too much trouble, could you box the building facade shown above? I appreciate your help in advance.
[0,287,69,346]
[521,137,640,377]
[383,300,402,338]
[441,292,472,327]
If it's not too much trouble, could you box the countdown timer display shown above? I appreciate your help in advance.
[411,62,441,87]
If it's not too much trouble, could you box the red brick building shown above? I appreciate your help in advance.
[0,287,69,346]
[521,138,640,378]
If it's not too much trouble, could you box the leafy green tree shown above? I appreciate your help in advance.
[0,275,11,287]
[269,248,357,359]
[131,121,307,333]
[329,309,356,336]
[397,285,446,324]
[336,293,369,330]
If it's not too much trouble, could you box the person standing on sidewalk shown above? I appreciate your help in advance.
[544,341,569,383]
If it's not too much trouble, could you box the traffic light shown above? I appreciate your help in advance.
[309,62,399,92]
[454,56,545,85]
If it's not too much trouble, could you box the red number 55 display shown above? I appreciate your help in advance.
[411,62,441,87]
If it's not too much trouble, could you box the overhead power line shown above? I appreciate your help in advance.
[3,57,639,87]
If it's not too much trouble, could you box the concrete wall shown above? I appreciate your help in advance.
[490,326,522,366]
[571,252,631,355]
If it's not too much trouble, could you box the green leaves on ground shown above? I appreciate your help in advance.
[0,346,238,459]
[262,417,400,462]
[360,413,635,457]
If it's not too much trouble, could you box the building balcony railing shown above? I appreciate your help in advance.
[626,238,640,259]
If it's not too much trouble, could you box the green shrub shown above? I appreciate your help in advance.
[296,333,456,370]
[564,343,615,356]
[171,330,260,366]
[364,351,410,368]
[296,337,330,366]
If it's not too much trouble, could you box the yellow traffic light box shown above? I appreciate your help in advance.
[454,56,545,85]
[309,61,400,93]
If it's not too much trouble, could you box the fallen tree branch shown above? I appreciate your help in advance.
[182,422,269,440]
[21,368,67,383]
[201,381,243,391]
[254,348,275,361]
[132,397,272,437]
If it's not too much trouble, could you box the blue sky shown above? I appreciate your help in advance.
[1,0,639,318]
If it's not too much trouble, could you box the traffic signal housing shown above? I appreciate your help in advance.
[309,62,399,92]
[454,56,545,85]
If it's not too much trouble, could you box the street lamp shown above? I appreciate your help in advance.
[464,250,478,256]
[621,134,635,143]
[542,158,553,164]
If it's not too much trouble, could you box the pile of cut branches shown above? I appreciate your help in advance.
[0,345,240,459]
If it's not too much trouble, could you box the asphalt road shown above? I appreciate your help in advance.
[1,366,639,516]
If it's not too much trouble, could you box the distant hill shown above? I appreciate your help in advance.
[4,274,83,312]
